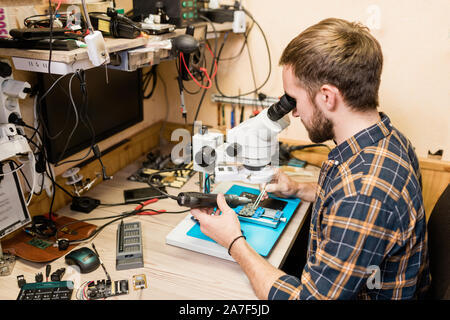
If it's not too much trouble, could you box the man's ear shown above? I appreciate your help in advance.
[317,84,340,112]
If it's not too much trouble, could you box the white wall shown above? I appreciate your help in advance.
[194,0,450,160]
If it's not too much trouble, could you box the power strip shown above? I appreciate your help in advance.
[12,56,94,75]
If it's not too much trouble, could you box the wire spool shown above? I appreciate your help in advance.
[62,167,83,186]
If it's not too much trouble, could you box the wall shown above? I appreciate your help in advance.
[184,0,450,161]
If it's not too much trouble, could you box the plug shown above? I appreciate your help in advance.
[84,30,110,66]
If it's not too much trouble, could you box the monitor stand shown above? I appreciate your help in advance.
[0,241,16,276]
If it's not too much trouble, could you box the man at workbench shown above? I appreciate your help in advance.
[191,18,431,300]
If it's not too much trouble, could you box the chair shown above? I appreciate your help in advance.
[426,183,450,299]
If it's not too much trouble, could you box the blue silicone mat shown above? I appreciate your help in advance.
[186,185,301,257]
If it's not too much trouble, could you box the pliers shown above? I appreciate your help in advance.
[134,198,166,215]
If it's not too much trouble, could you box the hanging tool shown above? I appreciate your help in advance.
[230,104,236,128]
[177,75,187,123]
[239,92,244,124]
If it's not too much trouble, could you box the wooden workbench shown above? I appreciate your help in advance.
[0,157,316,300]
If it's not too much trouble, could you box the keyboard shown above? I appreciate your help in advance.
[17,281,73,300]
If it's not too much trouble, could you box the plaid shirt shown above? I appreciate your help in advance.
[269,113,430,300]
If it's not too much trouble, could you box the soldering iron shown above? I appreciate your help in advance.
[176,192,252,208]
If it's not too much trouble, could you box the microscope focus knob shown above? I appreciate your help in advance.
[195,146,216,168]
[226,142,242,158]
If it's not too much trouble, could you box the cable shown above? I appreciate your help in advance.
[214,7,272,98]
[55,205,190,245]
[180,52,213,89]
[54,72,79,164]
[191,15,219,126]
[54,69,96,167]
[142,65,158,99]
[217,21,254,61]
[145,167,194,201]
[0,161,25,176]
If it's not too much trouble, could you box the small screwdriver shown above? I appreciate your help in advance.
[176,192,252,208]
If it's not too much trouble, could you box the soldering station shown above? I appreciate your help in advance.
[0,0,444,305]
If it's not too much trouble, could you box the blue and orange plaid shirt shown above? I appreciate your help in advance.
[269,113,430,300]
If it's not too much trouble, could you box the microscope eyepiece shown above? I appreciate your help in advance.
[267,94,296,121]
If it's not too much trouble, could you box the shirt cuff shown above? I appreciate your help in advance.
[268,274,302,300]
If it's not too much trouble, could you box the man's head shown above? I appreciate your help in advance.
[280,18,383,143]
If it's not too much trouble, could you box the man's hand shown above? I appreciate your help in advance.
[190,193,243,249]
[191,192,287,300]
[262,168,317,203]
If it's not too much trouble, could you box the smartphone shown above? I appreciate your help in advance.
[239,191,287,211]
[123,187,167,203]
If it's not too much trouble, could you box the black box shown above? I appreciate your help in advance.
[133,0,200,27]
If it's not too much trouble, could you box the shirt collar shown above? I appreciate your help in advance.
[328,112,392,164]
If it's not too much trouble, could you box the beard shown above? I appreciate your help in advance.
[302,101,334,143]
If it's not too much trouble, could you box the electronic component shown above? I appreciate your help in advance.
[45,264,51,282]
[81,0,110,66]
[17,275,26,288]
[132,274,148,290]
[235,204,286,229]
[85,279,129,300]
[124,187,167,203]
[27,237,52,250]
[89,8,141,39]
[128,149,194,189]
[133,0,200,27]
[35,272,43,283]
[50,268,66,282]
[116,221,144,270]
[17,281,73,300]
[176,192,252,208]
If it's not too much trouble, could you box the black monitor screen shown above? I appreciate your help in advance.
[38,67,143,164]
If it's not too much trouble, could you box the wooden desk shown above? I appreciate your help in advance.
[0,158,316,300]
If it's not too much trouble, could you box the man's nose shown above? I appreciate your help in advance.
[292,107,300,118]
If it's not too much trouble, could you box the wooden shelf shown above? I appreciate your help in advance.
[0,22,232,64]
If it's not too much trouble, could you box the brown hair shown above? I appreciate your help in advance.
[279,18,383,111]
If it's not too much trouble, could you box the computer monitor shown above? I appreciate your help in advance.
[38,67,144,164]
[0,161,31,276]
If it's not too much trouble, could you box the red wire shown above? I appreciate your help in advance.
[181,52,212,89]
[55,0,62,14]
[205,42,218,80]
[180,43,218,89]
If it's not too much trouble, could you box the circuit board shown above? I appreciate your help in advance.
[85,279,129,300]
[127,149,195,188]
[186,185,301,257]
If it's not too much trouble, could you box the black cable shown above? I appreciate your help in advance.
[54,69,96,167]
[55,206,190,245]
[21,121,76,200]
[142,65,158,99]
[98,195,167,207]
[214,7,272,98]
[48,0,53,76]
[191,15,219,127]
[37,73,74,141]
[217,21,254,62]
[146,167,194,201]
